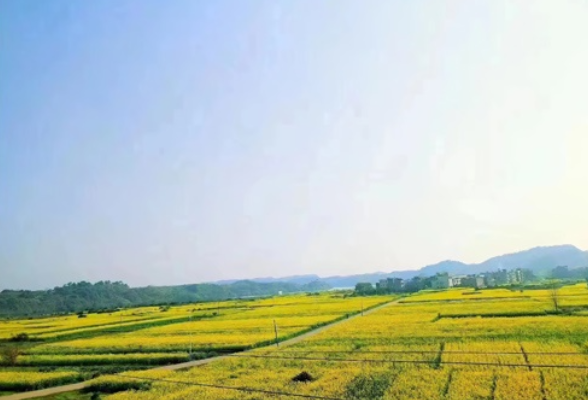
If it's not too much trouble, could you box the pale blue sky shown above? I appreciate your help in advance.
[1,1,588,290]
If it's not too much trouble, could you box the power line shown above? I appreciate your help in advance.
[92,348,588,398]
[272,349,588,356]
[226,353,588,369]
[104,356,588,400]
[118,375,344,400]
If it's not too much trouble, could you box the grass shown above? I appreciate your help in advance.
[38,391,95,399]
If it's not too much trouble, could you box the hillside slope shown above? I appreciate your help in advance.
[0,280,330,317]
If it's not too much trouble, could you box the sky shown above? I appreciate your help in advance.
[1,1,588,290]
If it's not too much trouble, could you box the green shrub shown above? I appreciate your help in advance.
[10,333,30,342]
[86,379,151,394]
[345,372,391,400]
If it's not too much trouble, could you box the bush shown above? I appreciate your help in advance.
[345,372,391,400]
[86,379,151,394]
[85,373,166,394]
[10,332,30,342]
[1,345,21,366]
[292,371,314,382]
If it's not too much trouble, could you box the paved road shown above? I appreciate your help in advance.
[1,298,399,400]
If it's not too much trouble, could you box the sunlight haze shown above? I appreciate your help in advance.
[1,1,588,290]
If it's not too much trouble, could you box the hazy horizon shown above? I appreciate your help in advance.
[4,242,587,291]
[2,1,588,291]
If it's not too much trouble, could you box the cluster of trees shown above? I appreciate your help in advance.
[1,345,21,366]
[354,276,442,295]
[551,265,588,280]
[354,282,381,295]
[0,280,330,317]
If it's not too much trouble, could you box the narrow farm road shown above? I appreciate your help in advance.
[1,297,400,400]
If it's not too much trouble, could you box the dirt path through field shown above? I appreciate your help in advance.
[1,298,399,400]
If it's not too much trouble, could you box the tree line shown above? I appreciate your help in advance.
[0,280,330,317]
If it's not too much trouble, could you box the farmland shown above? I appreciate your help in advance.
[0,293,391,395]
[83,283,588,399]
[3,284,588,399]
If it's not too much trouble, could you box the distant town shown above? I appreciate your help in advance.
[354,265,588,295]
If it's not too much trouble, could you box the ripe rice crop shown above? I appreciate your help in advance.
[17,353,190,366]
[445,370,494,400]
[5,287,588,399]
[97,288,588,399]
[0,311,166,340]
[494,371,542,400]
[443,342,527,370]
[0,371,81,391]
[31,296,392,354]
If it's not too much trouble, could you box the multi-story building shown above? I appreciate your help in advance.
[376,278,404,292]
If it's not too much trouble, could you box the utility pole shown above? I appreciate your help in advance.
[273,319,279,347]
[361,299,364,316]
[189,313,193,358]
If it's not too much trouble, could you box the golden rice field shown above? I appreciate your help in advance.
[0,292,392,395]
[30,295,389,354]
[0,302,246,341]
[0,371,81,391]
[78,283,588,400]
[3,284,588,399]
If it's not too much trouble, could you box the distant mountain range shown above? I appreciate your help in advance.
[3,245,586,317]
[213,245,588,288]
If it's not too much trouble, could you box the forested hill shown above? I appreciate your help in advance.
[0,280,330,317]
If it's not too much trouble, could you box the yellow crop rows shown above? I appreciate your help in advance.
[79,284,588,399]
[3,285,588,398]
[0,292,394,396]
[18,352,190,366]
[30,295,389,354]
[0,371,80,391]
